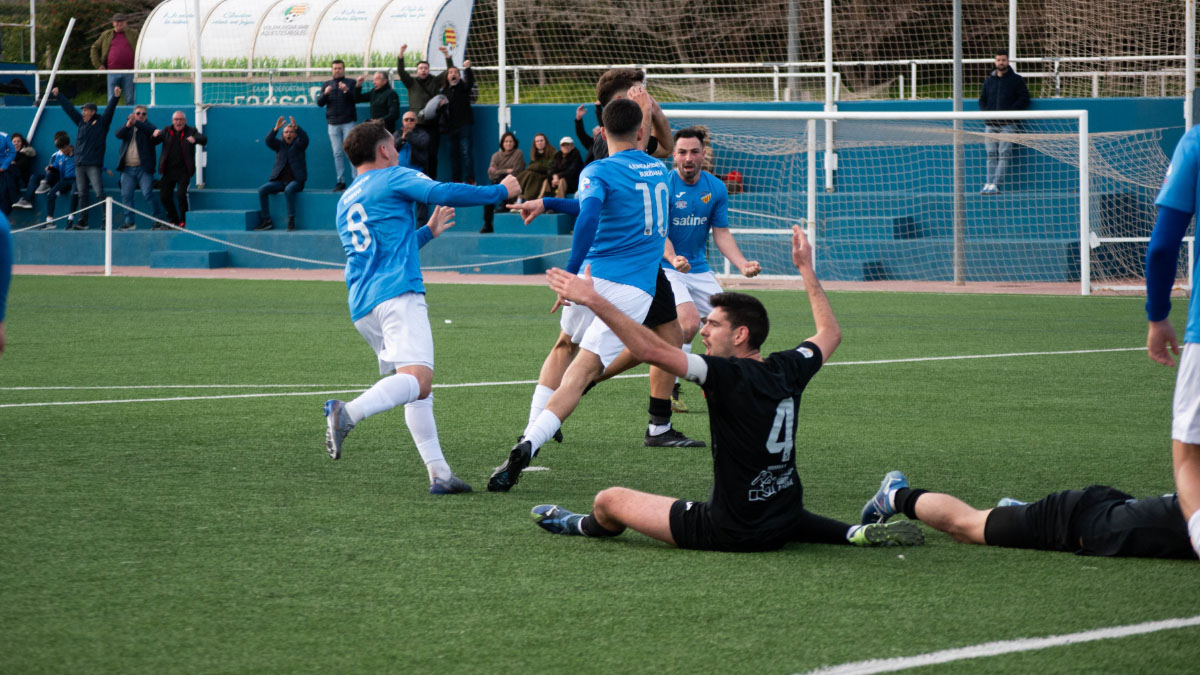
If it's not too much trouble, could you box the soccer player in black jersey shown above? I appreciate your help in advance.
[861,471,1196,559]
[531,226,924,551]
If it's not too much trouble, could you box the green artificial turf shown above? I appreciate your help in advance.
[1,276,1196,673]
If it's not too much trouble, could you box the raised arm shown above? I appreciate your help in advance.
[712,228,760,277]
[792,225,840,363]
[548,266,689,377]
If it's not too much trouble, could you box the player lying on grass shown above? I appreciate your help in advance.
[528,226,923,551]
[861,471,1195,559]
[324,121,520,495]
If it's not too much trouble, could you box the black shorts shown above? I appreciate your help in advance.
[983,485,1193,559]
[669,499,792,553]
[642,268,678,328]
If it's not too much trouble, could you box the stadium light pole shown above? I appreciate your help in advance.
[952,0,966,285]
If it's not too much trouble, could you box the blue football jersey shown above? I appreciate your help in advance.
[335,165,506,321]
[662,170,729,275]
[576,149,669,295]
[1156,127,1200,341]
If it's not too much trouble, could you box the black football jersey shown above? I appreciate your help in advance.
[691,341,823,546]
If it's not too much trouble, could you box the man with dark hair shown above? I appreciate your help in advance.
[316,59,357,191]
[398,44,452,179]
[53,86,120,230]
[115,105,167,231]
[355,72,401,133]
[528,227,923,552]
[256,116,308,232]
[978,48,1030,194]
[590,68,673,161]
[322,121,519,495]
[488,98,693,492]
[439,61,475,183]
[153,110,207,229]
[860,471,1194,559]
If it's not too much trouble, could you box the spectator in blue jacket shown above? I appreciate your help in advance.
[39,136,78,230]
[54,86,120,229]
[0,131,16,215]
[978,49,1030,194]
[115,105,167,231]
[316,59,357,192]
[256,116,308,232]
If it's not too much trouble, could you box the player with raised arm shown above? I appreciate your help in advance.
[527,227,923,551]
[487,98,673,492]
[1145,123,1200,559]
[860,471,1194,559]
[324,122,520,494]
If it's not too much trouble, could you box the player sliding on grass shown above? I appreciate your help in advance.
[324,121,520,495]
[528,227,923,551]
[860,471,1195,559]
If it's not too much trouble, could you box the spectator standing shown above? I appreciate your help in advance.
[547,137,583,198]
[115,105,167,231]
[90,13,138,105]
[255,116,308,232]
[978,48,1030,194]
[0,131,17,214]
[439,60,475,183]
[481,131,524,233]
[397,44,451,179]
[154,110,207,229]
[315,59,356,192]
[395,112,431,175]
[55,86,120,230]
[355,72,400,133]
[517,133,553,201]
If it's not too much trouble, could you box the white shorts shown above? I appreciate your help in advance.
[1173,343,1200,443]
[665,268,724,318]
[558,276,652,367]
[353,293,434,375]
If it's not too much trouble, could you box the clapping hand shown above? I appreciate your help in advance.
[274,116,286,130]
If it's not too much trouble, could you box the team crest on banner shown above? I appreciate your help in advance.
[442,24,458,49]
[283,4,307,22]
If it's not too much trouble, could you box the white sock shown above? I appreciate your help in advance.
[525,409,562,457]
[527,384,555,431]
[845,525,864,542]
[345,373,420,423]
[888,489,898,511]
[648,423,672,436]
[404,394,451,482]
[1189,510,1200,559]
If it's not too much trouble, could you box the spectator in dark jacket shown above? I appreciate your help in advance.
[978,48,1031,194]
[256,116,308,232]
[315,59,356,191]
[355,71,400,133]
[574,103,603,165]
[547,137,584,197]
[439,61,475,183]
[8,132,39,212]
[54,86,120,230]
[396,112,431,175]
[0,132,19,215]
[115,105,167,231]
[398,44,451,180]
[153,110,208,229]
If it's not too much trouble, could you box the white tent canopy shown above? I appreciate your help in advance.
[137,0,475,71]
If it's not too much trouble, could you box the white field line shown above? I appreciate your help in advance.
[801,614,1200,675]
[0,348,1143,409]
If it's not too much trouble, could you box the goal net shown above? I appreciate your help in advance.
[661,109,1181,294]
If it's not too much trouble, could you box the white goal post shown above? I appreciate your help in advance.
[663,108,1177,295]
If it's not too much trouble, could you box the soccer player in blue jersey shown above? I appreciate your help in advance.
[0,211,11,357]
[487,98,672,492]
[1145,124,1200,559]
[323,121,519,495]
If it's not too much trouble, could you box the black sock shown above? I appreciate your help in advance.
[893,487,929,521]
[648,397,672,427]
[582,380,598,396]
[580,513,624,537]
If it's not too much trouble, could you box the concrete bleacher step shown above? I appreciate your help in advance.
[185,210,261,231]
[149,249,229,269]
[491,212,574,235]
